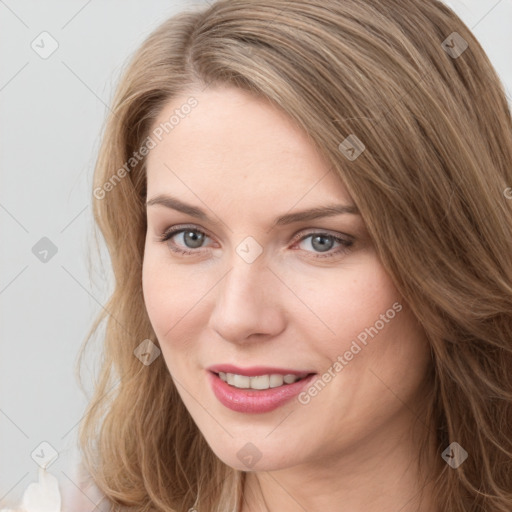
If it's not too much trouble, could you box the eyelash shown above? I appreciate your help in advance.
[157,224,354,260]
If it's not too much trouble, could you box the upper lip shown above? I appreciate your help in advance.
[207,364,316,378]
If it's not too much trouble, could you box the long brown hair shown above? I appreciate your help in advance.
[77,1,512,510]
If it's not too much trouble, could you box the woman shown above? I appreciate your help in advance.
[23,0,512,511]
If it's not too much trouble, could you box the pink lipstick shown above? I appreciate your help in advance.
[207,366,316,413]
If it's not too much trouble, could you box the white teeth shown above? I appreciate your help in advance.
[233,374,250,388]
[217,372,304,390]
[269,374,284,388]
[251,375,270,390]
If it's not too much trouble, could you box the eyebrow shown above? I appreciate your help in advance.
[146,194,359,227]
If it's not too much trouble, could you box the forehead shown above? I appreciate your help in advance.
[145,86,352,209]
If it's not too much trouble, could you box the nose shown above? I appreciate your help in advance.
[208,258,286,344]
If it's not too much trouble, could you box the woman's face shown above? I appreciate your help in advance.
[142,85,432,472]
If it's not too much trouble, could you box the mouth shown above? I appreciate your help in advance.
[210,370,316,391]
[208,370,318,413]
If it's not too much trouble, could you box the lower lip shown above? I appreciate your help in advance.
[208,371,317,413]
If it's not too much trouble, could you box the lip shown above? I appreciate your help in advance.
[207,370,317,414]
[206,364,314,378]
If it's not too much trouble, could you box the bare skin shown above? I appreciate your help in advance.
[142,85,440,512]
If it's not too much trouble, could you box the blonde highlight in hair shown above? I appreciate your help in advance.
[77,1,512,510]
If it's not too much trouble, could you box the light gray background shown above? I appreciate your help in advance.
[1,0,511,506]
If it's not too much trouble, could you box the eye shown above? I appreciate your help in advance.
[158,225,213,255]
[157,225,354,260]
[291,231,354,259]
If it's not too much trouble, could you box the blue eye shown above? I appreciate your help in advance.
[294,232,353,259]
[158,225,354,259]
[159,226,212,255]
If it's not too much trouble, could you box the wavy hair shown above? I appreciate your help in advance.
[77,1,512,510]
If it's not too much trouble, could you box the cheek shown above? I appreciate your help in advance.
[339,269,402,344]
[142,255,168,336]
[142,252,188,343]
[141,249,213,360]
[142,243,405,361]
[142,262,189,377]
[283,256,400,345]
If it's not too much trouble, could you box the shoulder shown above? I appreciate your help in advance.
[60,467,113,512]
[0,467,111,512]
